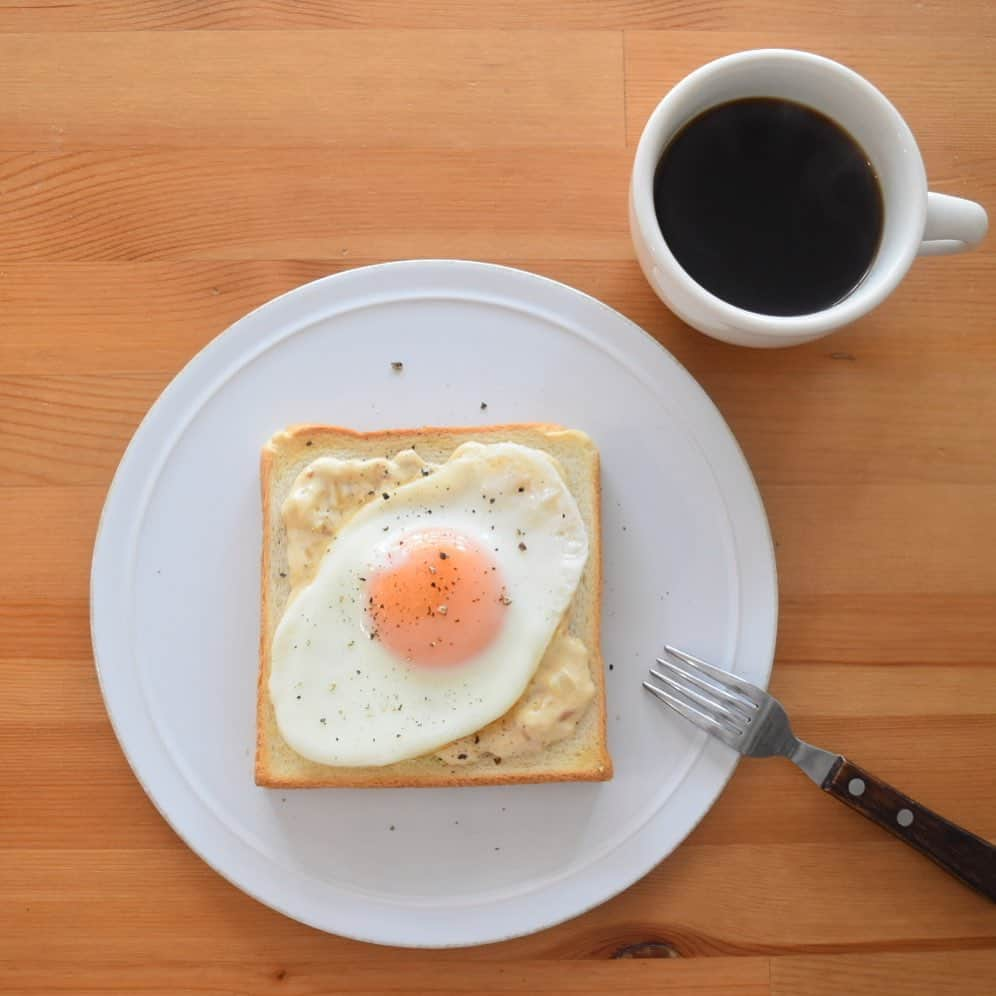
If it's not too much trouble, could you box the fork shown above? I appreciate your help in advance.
[644,645,996,901]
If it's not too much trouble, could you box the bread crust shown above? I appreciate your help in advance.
[256,423,611,788]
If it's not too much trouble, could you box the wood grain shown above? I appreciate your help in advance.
[0,149,631,260]
[771,950,996,996]
[0,31,624,148]
[0,0,994,33]
[1,5,994,994]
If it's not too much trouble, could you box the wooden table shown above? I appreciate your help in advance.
[2,3,994,993]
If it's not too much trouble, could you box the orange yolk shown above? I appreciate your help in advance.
[367,527,508,667]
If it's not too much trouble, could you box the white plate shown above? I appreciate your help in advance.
[91,260,776,948]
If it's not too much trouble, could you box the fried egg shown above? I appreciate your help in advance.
[269,442,588,766]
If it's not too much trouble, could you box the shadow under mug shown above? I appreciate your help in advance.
[630,49,989,348]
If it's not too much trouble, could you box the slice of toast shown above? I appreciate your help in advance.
[256,423,611,788]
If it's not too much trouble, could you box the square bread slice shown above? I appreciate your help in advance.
[256,423,612,788]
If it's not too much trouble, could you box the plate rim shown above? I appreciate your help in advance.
[90,259,777,947]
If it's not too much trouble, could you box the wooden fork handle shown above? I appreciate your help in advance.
[823,758,996,901]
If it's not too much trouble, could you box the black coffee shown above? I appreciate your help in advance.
[653,97,884,316]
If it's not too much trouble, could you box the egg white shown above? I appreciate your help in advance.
[269,442,589,766]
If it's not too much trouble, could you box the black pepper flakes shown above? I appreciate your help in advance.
[480,401,488,410]
[493,756,502,765]
[391,361,404,372]
[306,440,313,446]
[439,551,449,560]
[518,542,527,551]
[382,492,390,500]
[457,753,467,760]
[279,571,287,578]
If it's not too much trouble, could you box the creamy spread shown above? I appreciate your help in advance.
[435,631,594,764]
[281,450,428,590]
[279,448,595,763]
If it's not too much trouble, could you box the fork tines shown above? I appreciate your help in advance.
[642,645,759,747]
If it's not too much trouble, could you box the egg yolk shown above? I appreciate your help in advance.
[367,527,508,667]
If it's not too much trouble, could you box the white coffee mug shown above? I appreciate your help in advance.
[629,49,988,348]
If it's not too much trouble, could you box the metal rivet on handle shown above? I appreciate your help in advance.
[848,778,866,797]
[897,808,914,828]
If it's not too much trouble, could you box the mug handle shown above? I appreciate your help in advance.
[918,192,989,256]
